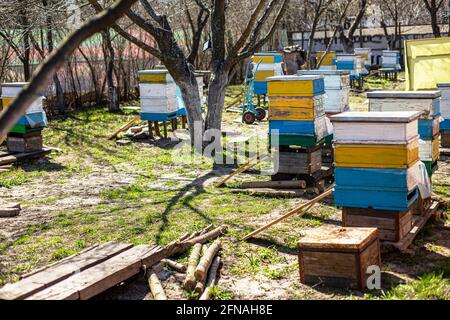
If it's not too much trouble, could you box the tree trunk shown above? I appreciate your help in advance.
[205,69,228,131]
[431,9,441,37]
[103,30,119,112]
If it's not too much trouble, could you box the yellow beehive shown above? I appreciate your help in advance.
[267,75,324,97]
[1,97,14,109]
[268,97,324,120]
[334,140,419,169]
[317,51,335,66]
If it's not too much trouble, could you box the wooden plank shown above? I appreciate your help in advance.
[0,242,133,300]
[0,148,52,166]
[26,245,158,300]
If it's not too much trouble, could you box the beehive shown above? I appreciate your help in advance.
[1,82,47,153]
[298,227,380,290]
[367,91,441,177]
[298,70,350,113]
[437,83,450,147]
[269,116,328,139]
[331,111,424,212]
[268,96,324,120]
[139,70,179,119]
[252,52,283,95]
[335,54,364,80]
[354,48,372,73]
[316,51,336,69]
[381,50,401,70]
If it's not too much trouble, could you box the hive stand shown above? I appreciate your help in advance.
[379,68,399,81]
[381,201,440,252]
[147,115,187,140]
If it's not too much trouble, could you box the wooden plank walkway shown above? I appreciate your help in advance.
[0,148,52,166]
[26,245,160,300]
[0,242,133,300]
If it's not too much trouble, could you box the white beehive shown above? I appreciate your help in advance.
[1,82,45,114]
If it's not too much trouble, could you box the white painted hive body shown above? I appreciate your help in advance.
[297,70,350,113]
[367,91,441,119]
[331,111,421,144]
[1,82,45,114]
[437,83,450,119]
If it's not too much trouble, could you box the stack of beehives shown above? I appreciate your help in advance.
[437,83,450,147]
[335,54,364,81]
[354,48,372,74]
[381,50,401,70]
[267,75,328,176]
[331,111,430,242]
[297,70,351,164]
[251,52,283,96]
[139,70,179,122]
[368,91,441,176]
[1,83,47,153]
[316,51,336,70]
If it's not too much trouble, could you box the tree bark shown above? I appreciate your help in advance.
[205,69,229,131]
[103,29,120,112]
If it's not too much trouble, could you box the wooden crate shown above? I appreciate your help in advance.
[268,96,325,121]
[298,227,380,290]
[276,148,322,175]
[342,207,413,242]
[138,70,174,84]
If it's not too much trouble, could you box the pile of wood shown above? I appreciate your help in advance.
[0,225,227,300]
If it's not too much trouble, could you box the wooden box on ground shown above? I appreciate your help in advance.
[276,147,322,175]
[298,227,380,290]
[342,207,413,242]
[7,134,43,153]
[441,131,450,148]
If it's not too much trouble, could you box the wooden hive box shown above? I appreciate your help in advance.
[342,207,413,242]
[7,134,43,153]
[367,91,441,118]
[252,52,283,64]
[418,117,441,140]
[442,130,450,148]
[419,135,440,162]
[330,111,421,144]
[297,70,350,90]
[267,75,325,97]
[269,115,329,139]
[334,139,419,169]
[316,51,336,66]
[276,147,322,175]
[1,82,45,114]
[268,96,325,121]
[298,227,380,290]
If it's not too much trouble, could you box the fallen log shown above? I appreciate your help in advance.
[199,256,221,300]
[107,115,140,140]
[0,203,21,218]
[239,180,307,190]
[195,240,221,283]
[148,271,167,300]
[183,243,202,291]
[229,188,307,198]
[161,259,186,273]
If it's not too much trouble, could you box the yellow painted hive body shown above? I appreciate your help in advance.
[268,97,324,121]
[334,140,419,169]
[139,72,170,84]
[268,79,316,97]
[317,52,335,66]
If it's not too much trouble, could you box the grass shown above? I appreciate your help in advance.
[1,78,449,299]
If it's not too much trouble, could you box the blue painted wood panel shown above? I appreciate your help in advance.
[441,119,450,131]
[15,112,47,127]
[253,81,268,95]
[335,167,412,190]
[269,120,315,136]
[418,118,439,140]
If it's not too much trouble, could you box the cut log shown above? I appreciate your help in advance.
[199,256,221,300]
[183,243,202,291]
[194,244,210,294]
[230,188,307,198]
[107,115,140,140]
[239,180,307,189]
[161,259,186,273]
[0,242,133,300]
[195,240,222,283]
[148,272,167,300]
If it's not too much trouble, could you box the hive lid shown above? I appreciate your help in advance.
[367,90,441,99]
[1,82,28,87]
[266,75,323,82]
[254,52,282,56]
[437,83,450,88]
[298,70,350,76]
[330,111,421,123]
[298,227,379,250]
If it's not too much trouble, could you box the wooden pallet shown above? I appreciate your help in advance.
[0,242,164,300]
[382,201,439,252]
[0,148,52,166]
